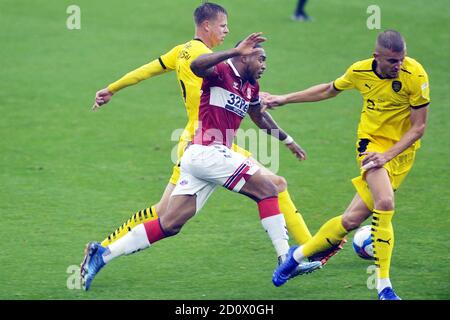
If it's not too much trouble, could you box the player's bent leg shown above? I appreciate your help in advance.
[100,205,159,247]
[299,215,348,261]
[308,194,371,263]
[239,171,321,284]
[273,213,349,286]
[239,170,290,257]
[308,194,372,265]
[283,194,371,273]
[154,182,177,214]
[100,164,182,247]
[238,168,278,200]
[100,182,177,247]
[81,194,196,291]
[252,158,312,246]
[365,168,398,299]
[341,193,373,231]
[365,168,395,211]
[159,195,197,236]
[278,189,313,245]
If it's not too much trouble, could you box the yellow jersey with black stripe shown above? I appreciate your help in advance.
[333,57,430,149]
[158,39,212,143]
[108,39,212,144]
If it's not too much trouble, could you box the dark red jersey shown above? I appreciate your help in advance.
[193,59,260,148]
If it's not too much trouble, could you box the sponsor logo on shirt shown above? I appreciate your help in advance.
[210,86,250,118]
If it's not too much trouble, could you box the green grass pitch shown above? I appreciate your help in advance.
[1,0,449,300]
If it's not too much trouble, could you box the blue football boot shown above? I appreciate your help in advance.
[273,246,322,287]
[80,242,106,291]
[378,287,402,300]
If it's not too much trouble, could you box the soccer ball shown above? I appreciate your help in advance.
[352,225,374,260]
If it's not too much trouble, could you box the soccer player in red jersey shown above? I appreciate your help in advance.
[80,33,322,291]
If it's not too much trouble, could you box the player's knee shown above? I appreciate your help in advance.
[374,196,395,211]
[259,180,279,199]
[272,175,287,193]
[342,213,363,231]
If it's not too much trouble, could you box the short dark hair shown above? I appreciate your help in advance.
[194,2,227,25]
[377,30,406,52]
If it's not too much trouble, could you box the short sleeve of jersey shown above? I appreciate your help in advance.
[409,63,430,108]
[333,65,356,91]
[159,45,183,71]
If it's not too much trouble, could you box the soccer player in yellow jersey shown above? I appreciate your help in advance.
[89,3,316,267]
[265,30,430,300]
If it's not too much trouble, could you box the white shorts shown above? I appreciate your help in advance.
[172,143,260,213]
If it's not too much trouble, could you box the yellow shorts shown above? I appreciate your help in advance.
[169,141,252,185]
[351,136,416,210]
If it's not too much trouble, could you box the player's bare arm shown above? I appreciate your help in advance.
[248,105,307,160]
[361,106,428,170]
[260,81,341,112]
[190,32,266,77]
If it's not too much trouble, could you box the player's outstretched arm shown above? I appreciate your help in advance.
[260,82,341,112]
[248,104,307,160]
[191,32,266,78]
[92,56,172,111]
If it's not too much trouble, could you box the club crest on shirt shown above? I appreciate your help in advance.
[247,88,252,99]
[392,80,402,92]
[233,82,239,90]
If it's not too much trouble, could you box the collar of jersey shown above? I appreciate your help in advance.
[193,38,207,46]
[372,59,385,79]
[227,59,241,78]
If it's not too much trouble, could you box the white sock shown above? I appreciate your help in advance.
[102,224,150,263]
[377,277,392,293]
[293,245,305,263]
[260,214,289,257]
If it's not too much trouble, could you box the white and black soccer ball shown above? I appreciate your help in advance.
[352,225,374,260]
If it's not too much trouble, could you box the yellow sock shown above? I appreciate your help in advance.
[278,189,312,245]
[371,209,395,279]
[302,215,348,257]
[100,205,158,247]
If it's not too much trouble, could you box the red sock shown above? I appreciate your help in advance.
[143,219,167,244]
[258,196,281,219]
[257,196,288,257]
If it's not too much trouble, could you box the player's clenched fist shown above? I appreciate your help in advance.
[92,88,113,111]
